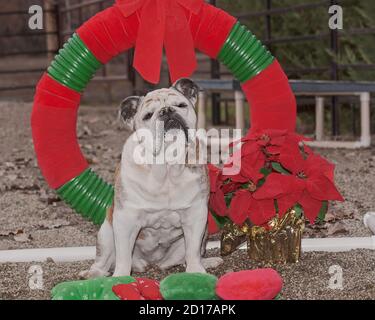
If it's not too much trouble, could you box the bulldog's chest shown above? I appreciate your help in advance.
[142,210,181,229]
[122,164,209,211]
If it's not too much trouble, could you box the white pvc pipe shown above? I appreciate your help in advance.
[315,96,324,141]
[0,246,96,263]
[1,237,375,263]
[298,91,372,149]
[208,237,375,253]
[360,92,371,148]
[301,237,375,252]
[306,140,368,149]
[234,90,245,131]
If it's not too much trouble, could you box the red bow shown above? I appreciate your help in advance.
[116,0,203,84]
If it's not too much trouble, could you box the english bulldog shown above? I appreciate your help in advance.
[80,79,222,278]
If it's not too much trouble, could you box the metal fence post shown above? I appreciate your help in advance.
[198,90,207,130]
[44,0,59,62]
[265,0,272,46]
[209,0,221,126]
[330,0,340,136]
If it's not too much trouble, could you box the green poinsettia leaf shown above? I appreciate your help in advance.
[210,210,231,229]
[239,183,249,190]
[260,167,272,177]
[316,201,328,223]
[271,162,290,175]
[293,204,303,218]
[225,193,234,207]
[257,179,265,188]
[274,199,279,213]
[258,167,272,188]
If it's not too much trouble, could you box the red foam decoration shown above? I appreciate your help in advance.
[242,60,297,132]
[190,3,237,58]
[31,74,88,189]
[117,0,203,84]
[77,2,235,82]
[112,278,162,300]
[112,282,144,300]
[216,269,283,300]
[35,73,81,107]
[135,278,163,300]
[77,6,139,64]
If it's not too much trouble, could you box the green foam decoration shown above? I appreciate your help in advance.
[160,273,218,300]
[47,33,101,92]
[57,168,114,225]
[51,276,136,300]
[218,22,274,83]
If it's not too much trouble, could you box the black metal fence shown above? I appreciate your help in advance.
[1,0,374,91]
[0,4,58,92]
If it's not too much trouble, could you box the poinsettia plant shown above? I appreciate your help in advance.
[208,129,344,231]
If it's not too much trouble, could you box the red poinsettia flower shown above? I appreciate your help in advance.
[239,130,287,173]
[226,130,310,182]
[229,187,275,226]
[254,146,344,223]
[208,130,331,227]
[223,157,263,186]
[208,164,222,193]
[208,164,228,216]
[208,166,272,222]
[242,129,309,157]
[209,187,227,216]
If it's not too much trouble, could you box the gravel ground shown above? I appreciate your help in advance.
[0,101,374,300]
[1,250,374,300]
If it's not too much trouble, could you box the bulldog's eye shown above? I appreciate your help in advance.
[177,103,188,108]
[143,112,153,121]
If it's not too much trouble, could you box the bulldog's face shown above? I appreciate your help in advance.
[120,78,199,156]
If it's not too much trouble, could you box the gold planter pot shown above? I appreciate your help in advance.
[221,209,305,264]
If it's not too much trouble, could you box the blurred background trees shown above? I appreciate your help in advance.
[218,0,375,81]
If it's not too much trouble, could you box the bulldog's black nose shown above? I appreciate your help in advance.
[159,107,175,116]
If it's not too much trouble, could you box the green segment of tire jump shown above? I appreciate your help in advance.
[218,22,274,83]
[47,33,102,92]
[47,34,112,225]
[57,169,114,225]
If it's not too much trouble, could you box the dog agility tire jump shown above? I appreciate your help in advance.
[31,1,296,225]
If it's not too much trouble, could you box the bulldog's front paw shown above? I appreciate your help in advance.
[112,267,132,277]
[186,263,206,274]
[79,268,110,279]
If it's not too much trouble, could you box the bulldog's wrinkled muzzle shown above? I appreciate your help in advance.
[158,108,189,141]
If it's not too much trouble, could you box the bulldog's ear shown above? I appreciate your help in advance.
[173,78,199,106]
[119,96,141,131]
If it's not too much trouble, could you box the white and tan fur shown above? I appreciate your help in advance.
[80,79,222,278]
